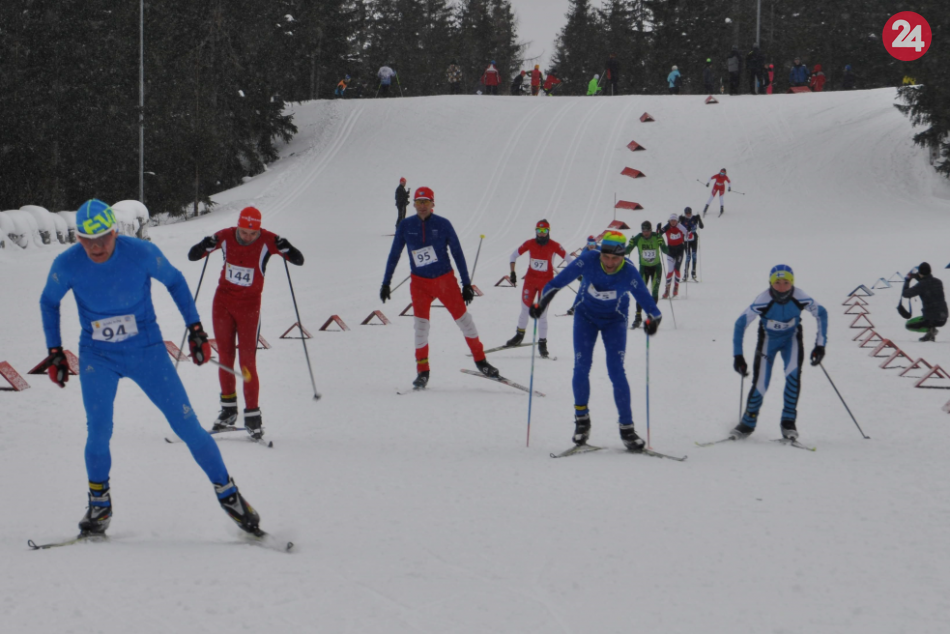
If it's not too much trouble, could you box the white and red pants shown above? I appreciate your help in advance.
[516,279,552,338]
[410,272,486,372]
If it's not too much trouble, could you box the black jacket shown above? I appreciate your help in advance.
[746,48,764,74]
[395,184,410,208]
[606,58,620,81]
[903,276,948,322]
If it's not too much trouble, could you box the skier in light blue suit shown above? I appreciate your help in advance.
[732,265,828,440]
[39,199,261,537]
[531,231,662,451]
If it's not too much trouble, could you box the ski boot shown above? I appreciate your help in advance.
[573,413,591,446]
[702,204,709,218]
[244,408,263,440]
[919,327,937,342]
[729,422,755,440]
[538,339,549,359]
[661,285,671,300]
[673,283,680,298]
[780,420,799,440]
[412,370,429,389]
[505,329,525,347]
[214,478,260,535]
[78,480,112,535]
[718,205,725,217]
[212,394,239,431]
[619,425,645,452]
[475,358,500,378]
[631,313,643,329]
[692,271,699,282]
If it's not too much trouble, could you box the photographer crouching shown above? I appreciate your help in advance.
[901,262,947,342]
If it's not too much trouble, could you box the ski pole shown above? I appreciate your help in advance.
[375,83,381,98]
[397,76,404,97]
[739,375,744,423]
[284,259,321,401]
[526,316,538,447]
[731,190,746,195]
[176,256,210,369]
[696,179,706,186]
[470,234,485,283]
[206,358,251,382]
[645,328,651,449]
[391,273,411,293]
[819,363,869,439]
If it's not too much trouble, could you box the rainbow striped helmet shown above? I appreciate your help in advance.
[600,231,626,255]
[769,264,794,285]
[76,199,117,238]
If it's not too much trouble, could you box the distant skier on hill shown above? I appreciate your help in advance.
[481,61,500,95]
[40,199,263,537]
[446,61,463,95]
[842,65,856,90]
[746,44,764,94]
[667,66,681,94]
[680,207,704,281]
[703,59,714,94]
[188,207,305,441]
[902,263,947,342]
[626,220,668,329]
[808,64,826,92]
[657,213,686,298]
[542,71,562,96]
[529,231,662,452]
[377,65,397,97]
[704,168,731,217]
[732,265,828,441]
[503,220,571,357]
[395,177,410,227]
[727,46,742,94]
[335,75,350,98]
[529,65,542,96]
[380,186,499,389]
[510,70,526,95]
[587,74,602,96]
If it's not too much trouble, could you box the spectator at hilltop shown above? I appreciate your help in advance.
[789,57,809,88]
[842,65,856,90]
[481,61,500,95]
[605,53,620,95]
[446,60,463,95]
[727,46,742,94]
[747,44,765,94]
[808,64,826,92]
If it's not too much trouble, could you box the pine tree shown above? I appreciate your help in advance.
[550,0,600,96]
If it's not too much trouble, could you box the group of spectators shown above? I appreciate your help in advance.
[332,50,858,99]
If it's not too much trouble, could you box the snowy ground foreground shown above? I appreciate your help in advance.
[4,89,950,633]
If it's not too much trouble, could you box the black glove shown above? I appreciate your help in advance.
[42,347,69,388]
[380,284,391,303]
[275,236,304,266]
[644,316,661,335]
[810,345,825,366]
[462,285,475,305]
[510,271,517,285]
[187,322,211,366]
[734,355,749,376]
[706,182,710,188]
[728,186,732,192]
[529,303,544,319]
[187,236,217,261]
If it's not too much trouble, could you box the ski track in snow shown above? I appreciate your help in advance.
[3,89,950,634]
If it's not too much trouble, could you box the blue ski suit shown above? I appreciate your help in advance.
[734,287,828,427]
[541,250,661,426]
[40,236,230,485]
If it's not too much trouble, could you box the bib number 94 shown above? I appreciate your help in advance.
[92,315,139,343]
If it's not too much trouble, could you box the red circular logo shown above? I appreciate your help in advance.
[883,12,931,61]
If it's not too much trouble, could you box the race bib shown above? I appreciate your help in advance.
[529,258,549,272]
[687,232,695,241]
[92,314,139,343]
[225,262,255,287]
[766,318,795,332]
[412,246,438,267]
[588,285,617,301]
[642,249,657,261]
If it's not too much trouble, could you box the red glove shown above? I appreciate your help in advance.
[43,347,70,388]
[187,322,211,366]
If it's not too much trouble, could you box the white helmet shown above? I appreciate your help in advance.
[672,65,678,70]
[594,74,600,80]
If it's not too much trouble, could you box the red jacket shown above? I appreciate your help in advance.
[482,65,500,86]
[511,239,568,283]
[543,75,562,91]
[808,65,826,92]
[210,228,287,299]
[530,69,542,87]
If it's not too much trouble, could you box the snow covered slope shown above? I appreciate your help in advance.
[3,89,950,634]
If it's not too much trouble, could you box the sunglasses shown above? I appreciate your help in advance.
[536,228,550,235]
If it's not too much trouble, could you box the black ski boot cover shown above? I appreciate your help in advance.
[505,329,525,347]
[215,478,260,534]
[244,409,263,440]
[213,394,239,431]
[538,339,549,358]
[79,480,112,534]
[620,425,645,452]
[573,414,591,446]
[475,359,500,378]
[413,371,429,389]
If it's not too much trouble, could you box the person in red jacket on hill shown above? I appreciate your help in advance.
[481,61,500,95]
[703,168,732,217]
[657,214,687,298]
[542,70,562,96]
[188,207,305,441]
[504,220,573,358]
[529,65,542,96]
[808,64,826,92]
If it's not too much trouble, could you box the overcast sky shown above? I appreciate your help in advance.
[508,0,570,70]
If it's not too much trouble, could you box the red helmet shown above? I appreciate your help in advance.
[399,177,406,184]
[536,219,550,231]
[413,186,434,202]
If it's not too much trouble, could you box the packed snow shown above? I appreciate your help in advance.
[3,88,950,633]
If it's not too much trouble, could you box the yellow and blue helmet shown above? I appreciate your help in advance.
[769,264,794,285]
[76,199,117,238]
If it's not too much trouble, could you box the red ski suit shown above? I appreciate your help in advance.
[708,172,731,195]
[206,227,290,409]
[512,239,568,307]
